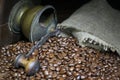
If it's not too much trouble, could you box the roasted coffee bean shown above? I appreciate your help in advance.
[76,75,81,80]
[0,37,120,79]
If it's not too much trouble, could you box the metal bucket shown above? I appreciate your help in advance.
[8,0,57,42]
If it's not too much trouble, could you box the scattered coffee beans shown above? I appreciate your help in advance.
[0,37,120,80]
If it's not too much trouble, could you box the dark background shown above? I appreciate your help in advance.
[0,0,120,47]
[0,0,120,24]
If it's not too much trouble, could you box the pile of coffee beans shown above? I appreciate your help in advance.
[0,37,120,80]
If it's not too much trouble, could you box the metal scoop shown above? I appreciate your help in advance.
[14,29,60,76]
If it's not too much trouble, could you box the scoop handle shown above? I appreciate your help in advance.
[25,29,60,58]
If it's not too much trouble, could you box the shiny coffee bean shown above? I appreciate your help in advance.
[0,37,120,79]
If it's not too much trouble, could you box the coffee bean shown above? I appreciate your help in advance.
[0,37,120,79]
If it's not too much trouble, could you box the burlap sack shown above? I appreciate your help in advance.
[59,0,120,54]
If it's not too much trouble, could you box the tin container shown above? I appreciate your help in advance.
[8,0,57,42]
